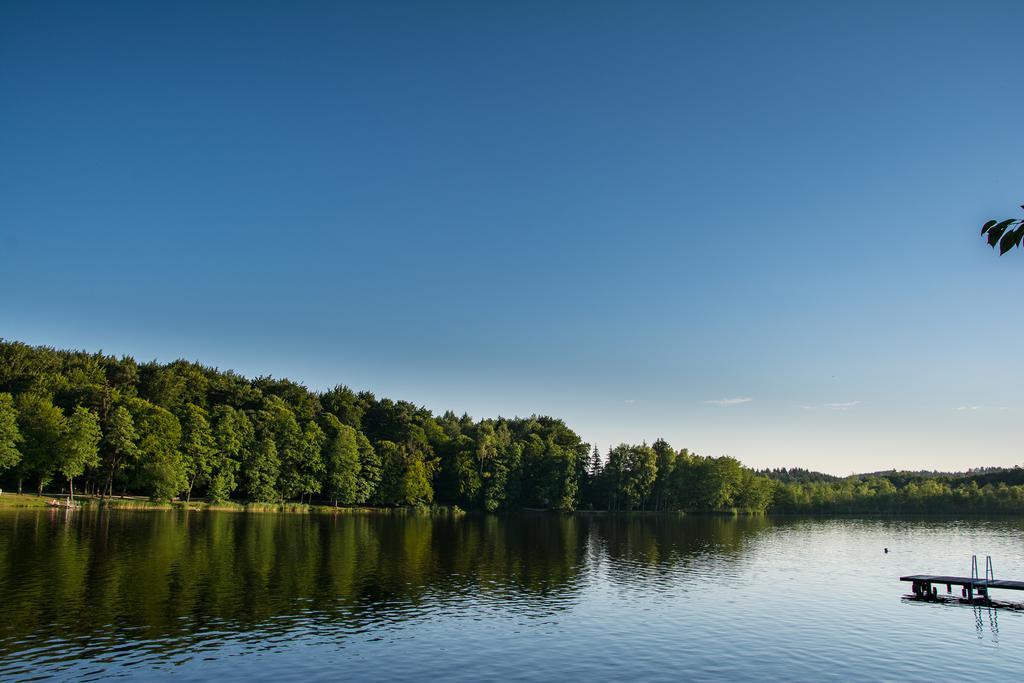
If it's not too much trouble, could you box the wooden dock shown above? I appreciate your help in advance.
[900,573,1024,603]
[901,575,1024,592]
[900,555,1020,604]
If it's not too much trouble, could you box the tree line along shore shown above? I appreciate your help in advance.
[1,340,1022,515]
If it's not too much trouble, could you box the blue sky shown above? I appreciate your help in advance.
[2,1,1022,474]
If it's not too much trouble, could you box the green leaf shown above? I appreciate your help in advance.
[981,219,997,235]
[1009,226,1024,252]
[999,229,1018,254]
[997,225,1024,255]
[986,219,1016,247]
[988,226,1006,246]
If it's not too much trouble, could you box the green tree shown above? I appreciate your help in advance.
[628,444,658,510]
[253,376,322,422]
[245,436,281,503]
[556,440,580,512]
[0,393,22,473]
[209,406,251,503]
[604,444,657,511]
[669,448,697,509]
[15,393,67,495]
[132,400,185,501]
[376,440,434,506]
[101,405,139,498]
[355,431,380,503]
[519,434,548,506]
[376,440,403,505]
[320,384,365,429]
[650,439,676,511]
[401,442,435,506]
[322,414,360,505]
[733,469,775,512]
[60,406,102,503]
[456,434,482,506]
[261,396,308,501]
[513,417,587,511]
[482,423,519,512]
[693,456,744,509]
[179,403,216,503]
[582,444,604,510]
[297,421,327,502]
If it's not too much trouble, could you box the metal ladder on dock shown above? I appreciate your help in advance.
[969,555,994,601]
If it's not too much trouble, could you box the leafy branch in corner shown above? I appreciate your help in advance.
[980,206,1024,255]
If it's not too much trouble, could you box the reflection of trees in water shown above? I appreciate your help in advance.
[0,511,593,658]
[432,513,586,599]
[0,511,776,665]
[588,514,773,587]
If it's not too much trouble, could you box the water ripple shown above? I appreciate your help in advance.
[2,512,1024,680]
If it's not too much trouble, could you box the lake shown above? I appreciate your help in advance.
[1,510,1023,681]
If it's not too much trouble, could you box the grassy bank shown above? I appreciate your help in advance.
[0,492,465,515]
[0,492,52,508]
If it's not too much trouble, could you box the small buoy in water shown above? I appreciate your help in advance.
[884,548,889,553]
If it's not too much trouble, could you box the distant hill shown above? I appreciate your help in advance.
[758,468,840,483]
[760,466,1024,487]
[860,467,1024,488]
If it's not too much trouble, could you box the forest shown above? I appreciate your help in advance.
[1,339,1022,514]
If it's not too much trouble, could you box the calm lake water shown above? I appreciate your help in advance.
[2,511,1023,681]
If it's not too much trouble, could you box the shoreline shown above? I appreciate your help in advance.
[0,493,465,515]
[2,493,1023,518]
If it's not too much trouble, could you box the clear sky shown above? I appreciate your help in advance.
[2,1,1022,474]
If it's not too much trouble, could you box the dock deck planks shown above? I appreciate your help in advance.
[900,575,1024,591]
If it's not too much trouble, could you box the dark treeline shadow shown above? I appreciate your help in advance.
[0,510,595,666]
[0,510,780,668]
